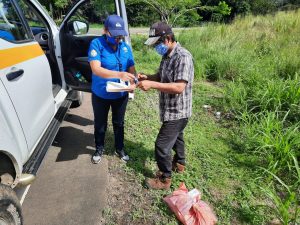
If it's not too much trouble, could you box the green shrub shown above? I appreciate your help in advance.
[241,111,300,180]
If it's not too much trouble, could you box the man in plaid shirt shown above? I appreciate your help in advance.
[138,22,194,190]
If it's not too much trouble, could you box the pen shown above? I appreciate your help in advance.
[133,72,139,84]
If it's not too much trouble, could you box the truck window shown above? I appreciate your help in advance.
[0,0,28,41]
[68,0,117,35]
[16,0,48,35]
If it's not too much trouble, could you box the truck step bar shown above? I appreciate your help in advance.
[22,93,73,175]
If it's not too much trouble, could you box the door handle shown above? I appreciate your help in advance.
[6,69,24,81]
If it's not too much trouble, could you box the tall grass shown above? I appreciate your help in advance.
[175,10,300,223]
[261,156,300,225]
[226,75,300,121]
[241,111,300,176]
[178,11,300,82]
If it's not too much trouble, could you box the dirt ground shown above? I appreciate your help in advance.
[101,155,170,225]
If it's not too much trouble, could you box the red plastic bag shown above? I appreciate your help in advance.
[163,183,217,225]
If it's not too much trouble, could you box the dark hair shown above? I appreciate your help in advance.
[162,33,176,42]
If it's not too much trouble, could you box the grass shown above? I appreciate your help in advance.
[102,10,300,225]
[118,82,275,224]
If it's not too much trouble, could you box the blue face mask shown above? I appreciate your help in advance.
[106,35,117,45]
[155,43,169,56]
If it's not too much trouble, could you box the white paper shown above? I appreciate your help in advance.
[106,81,131,92]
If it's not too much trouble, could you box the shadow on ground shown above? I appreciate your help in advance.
[104,129,155,177]
[64,113,94,126]
[53,117,154,178]
[53,126,94,162]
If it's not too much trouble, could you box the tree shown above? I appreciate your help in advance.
[126,0,203,26]
[39,0,71,21]
[126,0,233,26]
[126,1,159,26]
[250,0,277,15]
[211,1,231,22]
[200,0,250,21]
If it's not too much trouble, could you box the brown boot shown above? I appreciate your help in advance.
[145,175,171,190]
[172,162,185,173]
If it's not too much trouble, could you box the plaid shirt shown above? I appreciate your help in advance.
[158,43,194,122]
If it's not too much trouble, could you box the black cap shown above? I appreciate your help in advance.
[144,22,173,46]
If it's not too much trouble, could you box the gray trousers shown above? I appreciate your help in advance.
[155,118,188,178]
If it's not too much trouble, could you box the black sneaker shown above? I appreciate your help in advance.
[92,149,103,164]
[115,149,129,162]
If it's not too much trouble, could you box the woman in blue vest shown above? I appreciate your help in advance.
[88,15,136,164]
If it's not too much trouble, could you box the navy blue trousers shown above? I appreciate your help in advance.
[92,93,128,151]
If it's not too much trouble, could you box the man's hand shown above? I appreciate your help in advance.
[137,73,148,81]
[119,72,135,81]
[137,80,154,91]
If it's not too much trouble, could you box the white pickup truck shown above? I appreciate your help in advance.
[0,0,129,224]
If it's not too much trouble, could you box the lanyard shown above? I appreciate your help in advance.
[114,44,127,85]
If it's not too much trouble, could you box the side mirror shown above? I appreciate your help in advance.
[70,21,89,35]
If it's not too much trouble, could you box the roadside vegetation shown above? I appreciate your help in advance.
[102,10,300,225]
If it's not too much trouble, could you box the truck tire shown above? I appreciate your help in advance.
[0,184,22,225]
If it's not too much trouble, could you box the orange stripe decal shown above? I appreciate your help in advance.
[0,44,44,69]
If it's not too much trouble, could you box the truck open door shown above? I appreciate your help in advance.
[58,0,130,92]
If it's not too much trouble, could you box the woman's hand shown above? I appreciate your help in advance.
[127,83,136,92]
[119,72,135,81]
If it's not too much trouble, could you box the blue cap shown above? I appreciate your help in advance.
[104,15,128,37]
